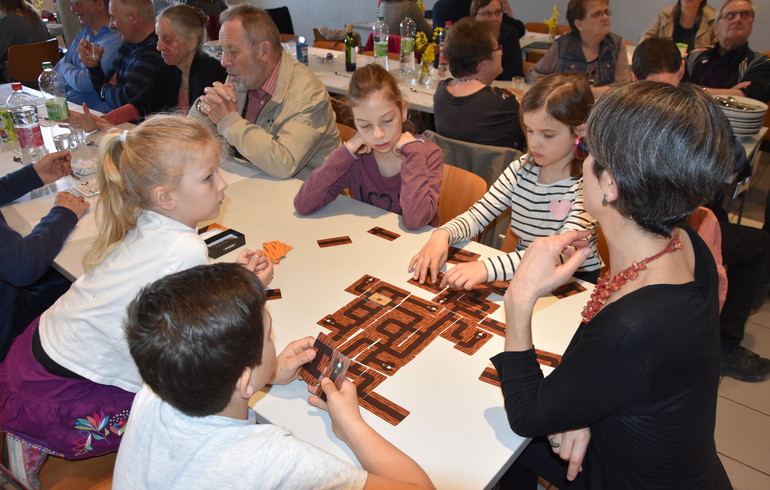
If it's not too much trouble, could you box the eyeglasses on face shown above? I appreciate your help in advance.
[574,136,590,160]
[477,9,503,18]
[587,8,612,19]
[719,10,754,21]
[492,43,503,53]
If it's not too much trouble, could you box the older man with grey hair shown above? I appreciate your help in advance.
[192,5,339,179]
[80,0,163,110]
[685,0,770,102]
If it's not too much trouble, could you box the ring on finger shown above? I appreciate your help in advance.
[548,437,561,449]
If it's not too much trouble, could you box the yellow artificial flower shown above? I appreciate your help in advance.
[415,31,428,51]
[422,43,436,64]
[417,0,425,13]
[544,5,559,29]
[432,27,444,42]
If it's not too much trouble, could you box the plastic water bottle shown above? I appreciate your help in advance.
[437,21,451,79]
[6,82,46,165]
[373,16,389,69]
[38,62,70,122]
[399,14,416,75]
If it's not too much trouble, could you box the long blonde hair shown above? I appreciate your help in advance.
[83,115,221,271]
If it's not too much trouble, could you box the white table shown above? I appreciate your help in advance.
[308,47,437,113]
[197,176,588,489]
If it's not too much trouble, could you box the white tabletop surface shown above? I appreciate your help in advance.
[308,46,437,113]
[201,176,588,489]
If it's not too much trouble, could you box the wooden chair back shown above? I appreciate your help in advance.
[336,123,357,142]
[524,22,571,35]
[280,33,299,43]
[313,27,327,43]
[7,38,61,87]
[526,51,545,63]
[313,40,345,51]
[499,229,519,253]
[438,164,487,226]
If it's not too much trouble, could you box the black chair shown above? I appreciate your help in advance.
[266,6,294,35]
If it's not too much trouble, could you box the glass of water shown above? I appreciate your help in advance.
[53,133,74,151]
[89,41,100,63]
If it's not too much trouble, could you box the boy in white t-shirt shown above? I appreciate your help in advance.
[115,262,433,489]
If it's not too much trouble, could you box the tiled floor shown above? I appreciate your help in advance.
[717,149,770,489]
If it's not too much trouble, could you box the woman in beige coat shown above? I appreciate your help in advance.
[640,0,716,52]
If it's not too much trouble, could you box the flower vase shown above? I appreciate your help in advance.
[548,26,556,43]
[418,59,432,86]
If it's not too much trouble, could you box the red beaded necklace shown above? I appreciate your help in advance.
[581,234,683,323]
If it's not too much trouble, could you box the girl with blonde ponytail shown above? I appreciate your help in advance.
[0,115,273,486]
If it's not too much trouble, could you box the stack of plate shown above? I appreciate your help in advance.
[713,95,767,136]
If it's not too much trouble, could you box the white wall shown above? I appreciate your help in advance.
[510,0,768,51]
[250,0,767,52]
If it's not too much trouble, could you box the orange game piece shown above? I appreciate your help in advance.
[262,240,293,264]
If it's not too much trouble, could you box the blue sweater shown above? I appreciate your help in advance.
[0,165,77,348]
[88,32,163,111]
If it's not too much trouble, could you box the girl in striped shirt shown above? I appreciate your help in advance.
[409,72,601,288]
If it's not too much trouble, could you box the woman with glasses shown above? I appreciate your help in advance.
[640,0,717,52]
[526,0,630,91]
[684,0,768,103]
[494,82,732,489]
[471,0,523,79]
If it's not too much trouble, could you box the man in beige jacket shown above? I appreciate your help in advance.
[192,5,339,179]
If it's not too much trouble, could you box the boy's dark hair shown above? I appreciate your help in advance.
[631,37,682,80]
[125,263,266,417]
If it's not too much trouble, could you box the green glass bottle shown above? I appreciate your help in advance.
[345,23,357,72]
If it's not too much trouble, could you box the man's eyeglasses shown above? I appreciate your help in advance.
[477,9,503,18]
[587,9,612,19]
[574,137,590,160]
[719,10,754,21]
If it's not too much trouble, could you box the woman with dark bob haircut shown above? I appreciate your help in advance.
[492,81,732,489]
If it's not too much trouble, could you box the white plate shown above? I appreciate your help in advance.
[714,95,768,114]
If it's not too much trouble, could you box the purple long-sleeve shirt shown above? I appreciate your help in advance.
[294,137,443,230]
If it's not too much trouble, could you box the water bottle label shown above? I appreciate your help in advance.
[401,38,414,54]
[374,41,388,57]
[296,43,308,65]
[45,97,70,121]
[17,125,44,149]
[0,108,17,143]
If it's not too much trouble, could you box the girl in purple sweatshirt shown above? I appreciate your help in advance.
[294,64,443,230]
